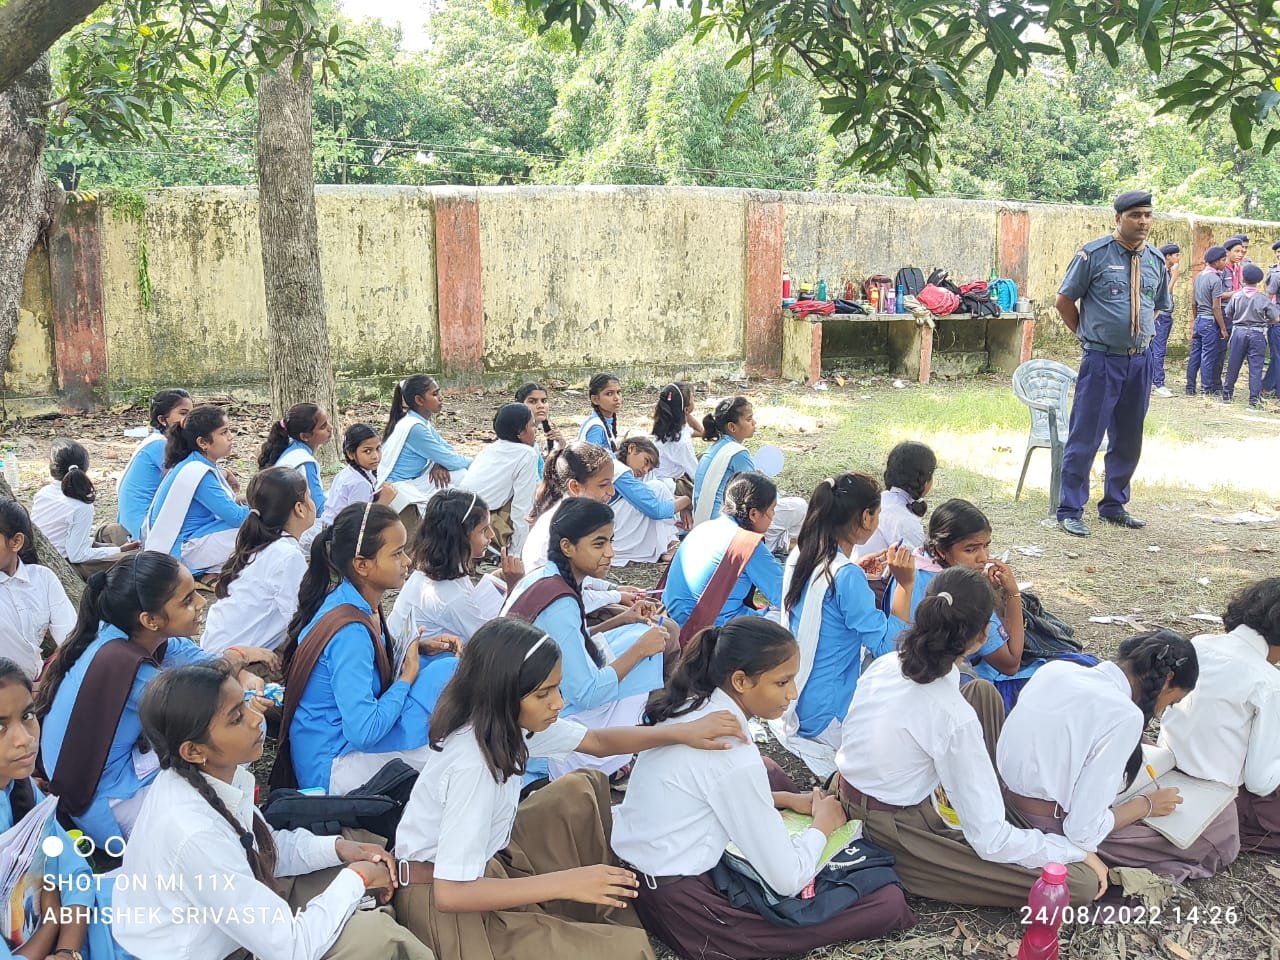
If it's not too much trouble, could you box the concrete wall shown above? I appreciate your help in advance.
[8,185,1280,412]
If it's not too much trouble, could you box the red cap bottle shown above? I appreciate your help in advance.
[1017,863,1069,960]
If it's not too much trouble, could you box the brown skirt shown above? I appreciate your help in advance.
[392,769,655,960]
[73,522,134,579]
[488,500,515,552]
[840,678,1100,908]
[1019,804,1240,883]
[1237,785,1280,855]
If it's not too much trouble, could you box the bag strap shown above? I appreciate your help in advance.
[508,574,592,648]
[48,638,161,817]
[270,604,384,791]
[679,528,764,646]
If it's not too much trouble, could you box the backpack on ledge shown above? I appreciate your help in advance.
[990,278,1018,312]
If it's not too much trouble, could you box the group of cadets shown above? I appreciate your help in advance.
[0,367,1276,960]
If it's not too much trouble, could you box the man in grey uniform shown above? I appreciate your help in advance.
[1054,190,1172,538]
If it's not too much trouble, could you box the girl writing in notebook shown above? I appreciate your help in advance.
[1160,578,1280,856]
[612,617,917,960]
[503,498,669,780]
[114,662,433,960]
[775,472,916,777]
[609,437,688,565]
[275,503,460,794]
[999,630,1239,882]
[145,404,249,575]
[116,387,192,539]
[837,567,1110,908]
[36,551,273,848]
[391,616,743,960]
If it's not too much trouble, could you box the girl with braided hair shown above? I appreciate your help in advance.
[202,466,316,655]
[114,662,433,960]
[649,382,701,500]
[857,440,937,558]
[257,402,333,522]
[37,551,275,849]
[999,629,1240,881]
[502,498,668,781]
[838,567,1111,908]
[0,657,111,959]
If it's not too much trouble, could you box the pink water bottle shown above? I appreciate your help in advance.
[1018,863,1069,960]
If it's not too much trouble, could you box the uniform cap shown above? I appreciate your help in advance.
[1113,190,1153,213]
[1224,236,1245,251]
[1243,263,1264,284]
[1159,244,1180,256]
[1205,245,1228,264]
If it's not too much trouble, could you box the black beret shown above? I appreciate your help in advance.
[1271,239,1280,251]
[1205,245,1228,264]
[1114,190,1153,213]
[1244,263,1264,284]
[1159,244,1180,256]
[1224,236,1245,251]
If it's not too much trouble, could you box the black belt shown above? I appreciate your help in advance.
[620,861,684,888]
[1085,343,1149,357]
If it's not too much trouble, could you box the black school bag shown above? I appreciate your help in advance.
[1019,592,1087,665]
[262,759,419,844]
[895,267,926,297]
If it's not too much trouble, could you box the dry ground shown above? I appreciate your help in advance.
[2,372,1278,960]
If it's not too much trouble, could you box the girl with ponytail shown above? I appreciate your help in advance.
[838,567,1111,909]
[0,500,76,680]
[114,662,432,960]
[649,382,701,500]
[613,617,916,958]
[277,502,460,793]
[502,497,669,781]
[31,438,138,577]
[0,657,111,960]
[773,472,917,778]
[377,375,472,537]
[999,630,1237,881]
[392,617,740,960]
[202,467,316,655]
[858,440,937,557]
[457,402,541,553]
[37,551,274,848]
[256,401,333,522]
[117,387,193,538]
[146,404,250,575]
[898,498,1083,711]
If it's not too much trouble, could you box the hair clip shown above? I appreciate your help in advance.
[824,477,836,489]
[461,492,478,524]
[66,463,81,472]
[523,633,551,661]
[399,379,408,394]
[248,507,260,516]
[355,499,375,557]
[936,591,954,606]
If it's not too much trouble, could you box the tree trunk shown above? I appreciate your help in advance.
[256,53,340,465]
[0,54,62,382]
[0,0,103,95]
[0,476,84,605]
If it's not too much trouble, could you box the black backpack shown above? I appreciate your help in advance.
[895,267,926,297]
[262,759,419,844]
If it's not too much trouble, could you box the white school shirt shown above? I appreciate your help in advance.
[522,505,621,612]
[113,766,361,960]
[30,482,122,564]
[395,718,587,880]
[0,561,75,679]
[836,654,1086,869]
[997,661,1144,851]
[653,426,698,481]
[612,689,825,895]
[856,488,927,559]
[200,537,309,653]
[1160,626,1280,796]
[321,465,375,527]
[457,439,540,553]
[387,571,504,644]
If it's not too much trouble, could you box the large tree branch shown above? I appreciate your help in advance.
[0,0,105,95]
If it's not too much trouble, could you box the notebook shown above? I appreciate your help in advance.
[727,810,863,868]
[0,794,59,950]
[1115,744,1238,850]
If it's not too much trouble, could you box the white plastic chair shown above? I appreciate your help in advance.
[1011,359,1077,517]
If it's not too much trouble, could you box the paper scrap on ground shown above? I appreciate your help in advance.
[1089,614,1147,626]
[1211,511,1276,525]
[1013,546,1043,557]
[1188,613,1224,624]
[123,426,150,438]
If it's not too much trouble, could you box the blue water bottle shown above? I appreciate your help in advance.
[896,282,906,313]
[817,278,828,302]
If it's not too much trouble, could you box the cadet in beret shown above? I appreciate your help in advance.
[1053,190,1171,538]
[1264,240,1280,399]
[1151,242,1182,398]
[1187,246,1230,397]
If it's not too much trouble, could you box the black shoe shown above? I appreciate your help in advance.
[1100,512,1147,529]
[1059,517,1091,537]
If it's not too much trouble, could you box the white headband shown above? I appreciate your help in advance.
[524,634,552,661]
[461,492,478,524]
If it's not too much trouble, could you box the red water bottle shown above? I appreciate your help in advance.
[782,271,792,299]
[1018,863,1069,960]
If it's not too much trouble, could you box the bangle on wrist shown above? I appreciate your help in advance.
[1142,794,1154,818]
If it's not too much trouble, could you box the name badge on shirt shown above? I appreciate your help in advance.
[132,744,160,780]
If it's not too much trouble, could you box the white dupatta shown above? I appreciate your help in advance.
[692,439,746,525]
[376,411,438,512]
[768,547,854,777]
[276,444,317,472]
[143,459,216,555]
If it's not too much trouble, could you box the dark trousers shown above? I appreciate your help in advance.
[1186,314,1223,395]
[1209,316,1233,392]
[1263,324,1280,396]
[1222,326,1268,404]
[1151,312,1173,386]
[1057,349,1152,521]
